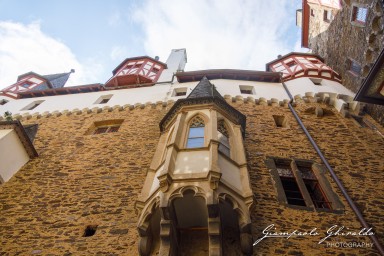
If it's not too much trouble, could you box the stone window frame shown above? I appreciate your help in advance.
[323,9,333,23]
[20,100,44,111]
[346,58,362,77]
[272,115,289,128]
[239,85,255,95]
[94,94,113,104]
[185,115,207,149]
[350,3,369,27]
[217,119,231,157]
[86,119,124,135]
[266,157,344,213]
[172,87,188,97]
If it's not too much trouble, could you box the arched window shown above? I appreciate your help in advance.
[218,120,230,157]
[186,116,205,148]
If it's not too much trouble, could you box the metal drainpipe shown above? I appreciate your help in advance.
[281,80,384,255]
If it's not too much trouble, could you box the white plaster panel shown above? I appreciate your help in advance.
[0,129,30,182]
[173,150,209,174]
[218,155,242,191]
[285,77,355,98]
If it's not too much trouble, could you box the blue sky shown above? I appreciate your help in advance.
[0,0,304,89]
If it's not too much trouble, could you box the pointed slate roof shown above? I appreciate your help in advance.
[43,71,73,89]
[159,76,246,136]
[186,76,223,99]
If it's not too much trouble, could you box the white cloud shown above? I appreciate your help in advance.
[110,46,129,61]
[133,0,299,71]
[0,21,101,89]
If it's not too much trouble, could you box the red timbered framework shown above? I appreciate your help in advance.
[0,74,48,99]
[105,56,167,88]
[266,53,342,83]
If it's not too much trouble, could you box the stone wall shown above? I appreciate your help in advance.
[308,0,384,126]
[0,104,170,255]
[235,98,384,255]
[0,97,383,255]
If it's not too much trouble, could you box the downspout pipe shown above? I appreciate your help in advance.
[282,80,384,255]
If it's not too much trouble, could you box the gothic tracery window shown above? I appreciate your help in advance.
[218,120,230,157]
[186,116,205,148]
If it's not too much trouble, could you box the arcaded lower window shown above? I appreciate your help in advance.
[217,120,230,157]
[186,116,205,148]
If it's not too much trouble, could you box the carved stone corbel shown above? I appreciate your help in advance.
[158,173,172,192]
[208,171,222,190]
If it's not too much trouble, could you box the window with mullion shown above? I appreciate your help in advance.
[187,127,204,148]
[186,116,205,148]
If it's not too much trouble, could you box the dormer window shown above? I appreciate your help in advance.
[186,116,205,148]
[218,120,230,157]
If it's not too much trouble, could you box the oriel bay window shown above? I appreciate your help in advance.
[186,116,205,148]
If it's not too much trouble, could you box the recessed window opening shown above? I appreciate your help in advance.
[323,10,332,22]
[298,165,331,209]
[217,120,230,157]
[349,60,361,75]
[94,94,113,104]
[0,99,8,105]
[21,100,44,111]
[273,115,288,128]
[239,85,255,95]
[276,162,306,206]
[310,78,322,85]
[173,87,187,97]
[352,6,368,24]
[89,119,124,135]
[83,225,98,237]
[186,116,205,148]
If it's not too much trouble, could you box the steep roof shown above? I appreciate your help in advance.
[187,76,223,99]
[159,76,246,136]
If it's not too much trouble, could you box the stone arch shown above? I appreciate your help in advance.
[169,186,209,255]
[218,193,253,255]
[138,197,161,256]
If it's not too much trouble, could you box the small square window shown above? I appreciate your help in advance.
[352,6,368,24]
[88,119,124,135]
[323,10,332,22]
[94,94,113,104]
[21,100,44,111]
[310,78,322,85]
[348,60,361,76]
[0,99,9,105]
[310,9,315,17]
[273,115,288,128]
[239,85,255,95]
[173,88,187,97]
